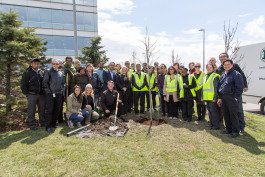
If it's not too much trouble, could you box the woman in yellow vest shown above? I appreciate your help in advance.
[181,68,196,122]
[194,63,206,121]
[147,66,158,110]
[203,64,220,130]
[163,66,184,119]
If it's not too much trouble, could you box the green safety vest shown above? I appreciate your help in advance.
[203,72,220,101]
[132,72,148,92]
[128,69,134,79]
[149,73,158,91]
[165,74,184,98]
[194,72,205,91]
[188,75,196,97]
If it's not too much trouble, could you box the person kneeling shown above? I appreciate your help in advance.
[82,84,100,124]
[66,85,88,128]
[100,81,122,118]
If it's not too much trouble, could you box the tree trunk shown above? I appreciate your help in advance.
[5,63,12,114]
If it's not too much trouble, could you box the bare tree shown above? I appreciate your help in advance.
[171,50,182,65]
[139,27,160,137]
[223,20,252,85]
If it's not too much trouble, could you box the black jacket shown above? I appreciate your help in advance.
[43,68,65,95]
[182,75,196,100]
[216,63,247,88]
[100,89,118,111]
[116,74,131,91]
[20,67,44,95]
[84,72,103,95]
[218,69,244,99]
[81,95,95,110]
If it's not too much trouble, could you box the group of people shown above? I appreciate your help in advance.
[21,52,247,137]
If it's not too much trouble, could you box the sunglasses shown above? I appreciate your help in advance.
[195,66,201,68]
[52,63,60,65]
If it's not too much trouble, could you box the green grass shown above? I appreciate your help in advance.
[0,112,265,177]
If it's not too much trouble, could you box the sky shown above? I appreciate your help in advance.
[97,0,265,66]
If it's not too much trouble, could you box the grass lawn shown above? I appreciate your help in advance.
[0,112,265,177]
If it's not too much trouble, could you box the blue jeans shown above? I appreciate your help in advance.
[81,109,90,119]
[69,113,84,123]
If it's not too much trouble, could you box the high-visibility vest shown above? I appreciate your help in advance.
[194,72,205,91]
[165,74,184,98]
[188,75,196,97]
[165,75,177,92]
[128,69,134,79]
[132,72,147,92]
[178,74,184,99]
[203,72,220,101]
[149,73,158,91]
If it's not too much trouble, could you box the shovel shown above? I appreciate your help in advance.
[109,93,120,131]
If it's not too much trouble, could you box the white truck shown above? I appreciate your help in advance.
[235,42,265,114]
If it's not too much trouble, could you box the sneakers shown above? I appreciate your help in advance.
[172,117,177,120]
[67,120,74,128]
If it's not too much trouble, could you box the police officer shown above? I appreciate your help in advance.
[218,59,244,138]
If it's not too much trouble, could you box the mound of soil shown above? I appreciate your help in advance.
[76,116,129,138]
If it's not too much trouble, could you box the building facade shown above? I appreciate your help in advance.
[0,0,98,59]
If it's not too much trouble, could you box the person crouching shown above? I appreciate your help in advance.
[100,81,122,118]
[66,85,88,128]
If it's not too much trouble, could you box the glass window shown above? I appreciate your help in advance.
[52,9,63,23]
[63,10,73,24]
[39,8,51,23]
[28,7,40,22]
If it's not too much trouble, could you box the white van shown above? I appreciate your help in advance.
[235,42,265,114]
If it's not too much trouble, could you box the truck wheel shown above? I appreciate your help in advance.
[260,100,265,115]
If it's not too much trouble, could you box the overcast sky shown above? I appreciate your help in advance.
[97,0,265,66]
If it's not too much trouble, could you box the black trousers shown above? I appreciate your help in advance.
[182,99,194,121]
[167,95,178,117]
[120,89,131,115]
[221,94,240,134]
[195,99,206,120]
[145,91,157,109]
[159,92,166,115]
[133,91,145,113]
[27,94,46,127]
[45,93,63,129]
[206,101,220,129]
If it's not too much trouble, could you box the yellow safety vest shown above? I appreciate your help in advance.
[149,73,158,91]
[203,72,220,101]
[128,69,134,79]
[188,75,196,97]
[132,72,147,92]
[165,74,184,98]
[194,72,205,91]
[165,75,177,92]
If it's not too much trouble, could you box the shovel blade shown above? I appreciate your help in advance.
[109,126,119,131]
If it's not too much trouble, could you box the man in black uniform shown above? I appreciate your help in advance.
[218,60,244,138]
[21,58,46,130]
[100,81,122,117]
[216,52,247,132]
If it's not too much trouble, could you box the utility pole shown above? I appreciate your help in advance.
[199,29,205,72]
